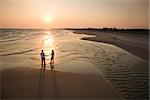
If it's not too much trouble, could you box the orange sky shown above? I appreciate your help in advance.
[0,0,149,29]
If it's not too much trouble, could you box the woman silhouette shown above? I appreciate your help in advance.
[50,50,54,64]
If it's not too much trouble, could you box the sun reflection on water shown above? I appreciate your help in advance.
[42,31,55,57]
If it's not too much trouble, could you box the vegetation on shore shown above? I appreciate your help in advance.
[66,27,149,34]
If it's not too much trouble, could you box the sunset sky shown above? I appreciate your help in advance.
[0,0,149,29]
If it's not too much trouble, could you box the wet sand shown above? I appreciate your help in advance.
[1,67,121,100]
[73,30,149,61]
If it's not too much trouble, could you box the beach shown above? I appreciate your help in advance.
[72,29,149,61]
[0,29,149,100]
[1,67,120,99]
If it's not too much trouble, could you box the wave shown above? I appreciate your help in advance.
[0,30,41,43]
[0,38,22,43]
[0,48,38,56]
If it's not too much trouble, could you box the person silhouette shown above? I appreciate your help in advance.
[50,50,54,65]
[40,50,46,69]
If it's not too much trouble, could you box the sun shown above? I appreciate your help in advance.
[43,15,53,24]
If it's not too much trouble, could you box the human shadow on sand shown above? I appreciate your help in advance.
[50,63,60,99]
[37,64,46,100]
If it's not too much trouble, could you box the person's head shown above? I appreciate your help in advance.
[42,50,43,52]
[52,50,54,53]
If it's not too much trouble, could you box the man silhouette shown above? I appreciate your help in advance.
[40,50,46,69]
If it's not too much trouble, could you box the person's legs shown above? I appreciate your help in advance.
[52,59,54,64]
[44,58,46,69]
[50,58,52,64]
[44,58,46,65]
[52,59,54,68]
[41,59,43,69]
[41,59,43,65]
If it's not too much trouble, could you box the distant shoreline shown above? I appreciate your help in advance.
[70,29,149,62]
[66,28,149,35]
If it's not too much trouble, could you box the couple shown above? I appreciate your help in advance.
[40,50,54,69]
